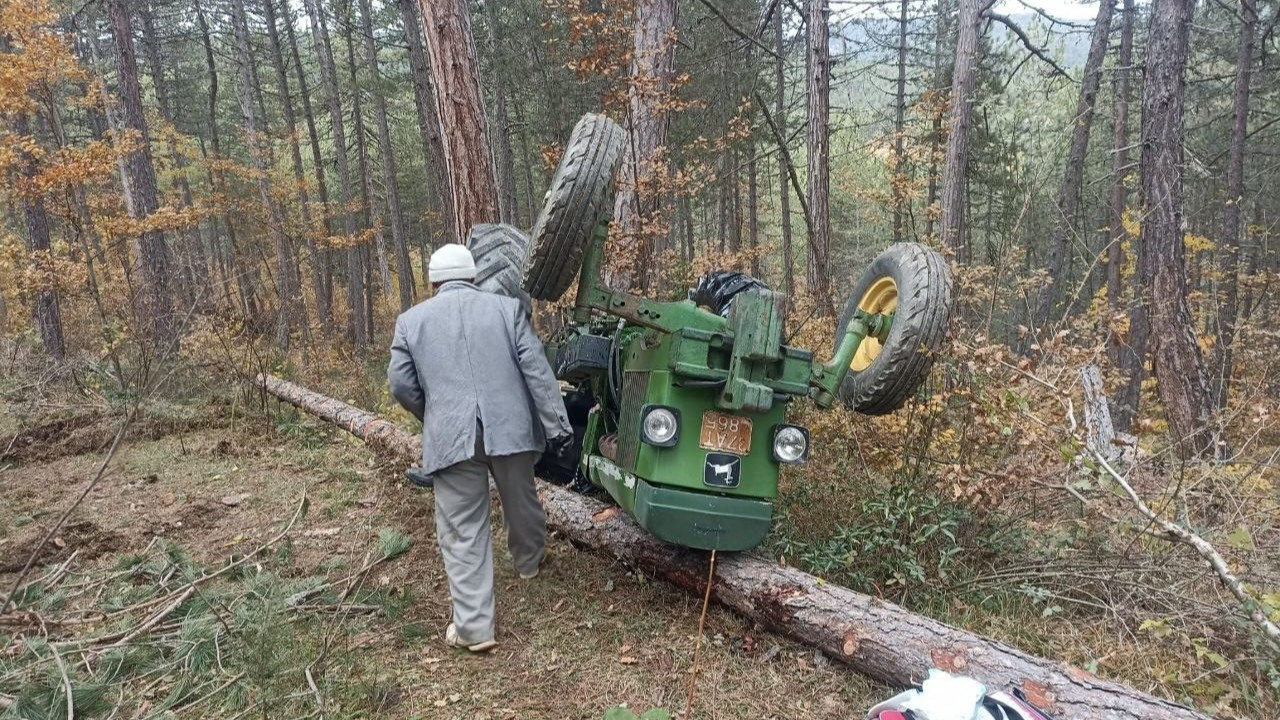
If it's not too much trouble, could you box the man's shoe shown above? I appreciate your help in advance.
[444,623,497,653]
[405,467,433,489]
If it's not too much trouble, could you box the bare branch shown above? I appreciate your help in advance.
[1093,452,1280,654]
[695,0,782,60]
[752,90,813,239]
[984,10,1074,82]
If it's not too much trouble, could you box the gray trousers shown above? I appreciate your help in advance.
[432,429,545,644]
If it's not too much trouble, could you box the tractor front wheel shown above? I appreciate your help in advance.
[835,243,952,415]
[523,113,626,302]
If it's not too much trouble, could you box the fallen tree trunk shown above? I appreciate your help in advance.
[257,374,1212,720]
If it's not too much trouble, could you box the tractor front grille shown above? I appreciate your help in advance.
[616,371,650,469]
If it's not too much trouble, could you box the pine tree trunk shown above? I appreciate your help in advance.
[1138,0,1215,457]
[193,0,260,322]
[1027,0,1116,339]
[281,10,335,325]
[748,145,760,277]
[612,0,679,290]
[1107,0,1135,378]
[417,0,499,243]
[106,0,178,353]
[137,0,202,313]
[482,0,519,224]
[938,0,981,263]
[397,0,456,244]
[342,4,391,309]
[262,0,328,329]
[230,0,301,348]
[892,0,909,243]
[774,5,794,294]
[805,0,833,310]
[9,107,66,360]
[358,0,415,311]
[302,0,367,347]
[1211,0,1256,410]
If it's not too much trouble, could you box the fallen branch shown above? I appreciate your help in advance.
[1093,452,1280,653]
[2,409,135,616]
[257,374,1213,720]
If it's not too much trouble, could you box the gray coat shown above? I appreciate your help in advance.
[388,282,571,475]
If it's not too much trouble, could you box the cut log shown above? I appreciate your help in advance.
[256,374,1212,720]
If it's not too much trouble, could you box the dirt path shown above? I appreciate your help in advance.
[1,413,884,718]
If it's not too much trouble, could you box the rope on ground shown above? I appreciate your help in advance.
[682,549,717,720]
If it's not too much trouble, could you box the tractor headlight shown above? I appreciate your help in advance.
[641,405,680,447]
[772,425,809,464]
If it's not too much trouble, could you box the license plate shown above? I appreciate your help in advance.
[699,411,752,455]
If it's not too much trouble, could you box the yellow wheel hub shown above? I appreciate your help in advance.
[850,276,898,372]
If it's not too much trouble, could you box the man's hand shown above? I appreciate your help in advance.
[547,433,574,457]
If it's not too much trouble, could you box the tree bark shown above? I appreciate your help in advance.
[482,0,519,224]
[10,109,66,360]
[282,5,335,325]
[397,0,456,244]
[1137,0,1215,457]
[263,0,329,329]
[137,0,203,312]
[357,0,415,312]
[748,144,760,277]
[417,0,499,243]
[230,0,302,347]
[342,0,392,314]
[257,373,1216,720]
[106,0,178,353]
[1107,0,1135,377]
[193,0,260,322]
[612,0,679,290]
[939,0,982,262]
[892,0,909,244]
[773,4,794,294]
[1027,0,1116,339]
[805,0,833,310]
[302,0,367,348]
[1211,0,1256,410]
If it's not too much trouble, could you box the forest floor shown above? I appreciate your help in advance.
[0,393,883,719]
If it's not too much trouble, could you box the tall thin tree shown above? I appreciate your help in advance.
[938,0,982,261]
[263,0,330,327]
[358,0,415,311]
[302,0,367,347]
[1211,0,1257,409]
[805,0,833,310]
[105,0,177,352]
[1137,0,1215,456]
[1107,0,1135,376]
[1027,0,1117,339]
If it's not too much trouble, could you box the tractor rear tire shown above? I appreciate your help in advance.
[523,113,626,301]
[836,243,952,415]
[469,223,532,314]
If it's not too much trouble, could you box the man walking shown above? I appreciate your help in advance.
[388,244,571,652]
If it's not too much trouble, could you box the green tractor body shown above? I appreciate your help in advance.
[544,222,890,552]
[489,114,953,553]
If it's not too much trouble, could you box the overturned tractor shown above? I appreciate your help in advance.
[475,113,954,552]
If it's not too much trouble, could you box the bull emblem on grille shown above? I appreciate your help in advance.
[704,453,741,488]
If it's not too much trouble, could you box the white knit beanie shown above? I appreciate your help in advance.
[428,244,477,283]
